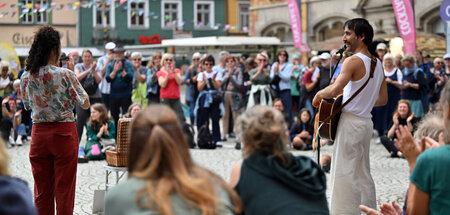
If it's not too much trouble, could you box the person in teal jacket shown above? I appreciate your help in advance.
[79,103,116,161]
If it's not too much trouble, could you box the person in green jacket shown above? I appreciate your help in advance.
[79,103,115,161]
[231,105,329,215]
[104,105,242,215]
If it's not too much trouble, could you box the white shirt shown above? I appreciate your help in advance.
[342,53,384,118]
[384,68,403,83]
[196,70,223,82]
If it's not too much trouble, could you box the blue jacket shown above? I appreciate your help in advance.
[106,59,134,99]
[0,175,37,215]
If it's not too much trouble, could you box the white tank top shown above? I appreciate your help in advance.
[342,53,384,118]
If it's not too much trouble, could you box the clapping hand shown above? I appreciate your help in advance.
[407,113,414,122]
[392,113,399,126]
[66,59,74,71]
[394,125,425,169]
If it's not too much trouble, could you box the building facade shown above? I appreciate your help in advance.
[78,0,228,47]
[250,0,444,55]
[226,0,251,36]
[0,0,77,48]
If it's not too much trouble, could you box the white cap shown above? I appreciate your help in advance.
[376,43,387,50]
[444,53,450,59]
[319,52,331,60]
[309,56,321,67]
[105,42,116,50]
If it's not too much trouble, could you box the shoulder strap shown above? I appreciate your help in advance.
[323,57,377,122]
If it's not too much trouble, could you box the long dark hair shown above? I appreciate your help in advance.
[296,108,312,132]
[26,25,61,75]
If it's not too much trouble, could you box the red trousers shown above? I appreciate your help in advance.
[30,122,78,215]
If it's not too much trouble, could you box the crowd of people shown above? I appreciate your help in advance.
[1,18,450,214]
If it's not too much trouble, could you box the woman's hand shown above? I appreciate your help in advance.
[393,113,399,126]
[394,125,425,172]
[407,113,415,122]
[67,59,74,71]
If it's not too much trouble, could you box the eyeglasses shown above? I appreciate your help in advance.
[133,58,142,61]
[204,63,213,66]
[279,54,287,57]
[193,58,199,61]
[258,59,266,62]
[437,62,444,64]
[165,59,173,62]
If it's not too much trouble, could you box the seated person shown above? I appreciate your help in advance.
[0,97,26,146]
[273,98,292,130]
[0,139,37,215]
[104,105,242,215]
[78,103,115,161]
[122,103,141,119]
[230,105,328,215]
[380,100,417,158]
[290,108,314,150]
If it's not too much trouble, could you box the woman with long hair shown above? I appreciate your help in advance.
[123,103,142,118]
[380,99,417,158]
[157,53,185,123]
[78,103,115,161]
[146,52,162,104]
[270,49,294,120]
[290,108,314,150]
[74,49,102,143]
[104,105,242,215]
[20,25,89,214]
[230,105,328,214]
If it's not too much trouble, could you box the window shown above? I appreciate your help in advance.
[161,0,182,29]
[93,1,115,28]
[194,1,214,29]
[19,0,50,24]
[128,0,148,29]
[238,2,250,32]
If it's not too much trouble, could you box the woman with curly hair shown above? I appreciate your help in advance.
[104,105,242,215]
[20,25,89,214]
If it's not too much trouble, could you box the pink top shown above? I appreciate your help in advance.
[157,68,181,99]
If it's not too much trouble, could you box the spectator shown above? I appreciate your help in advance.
[273,98,292,130]
[392,81,450,214]
[0,139,37,215]
[395,54,403,70]
[270,49,294,120]
[373,53,403,136]
[230,105,328,215]
[437,54,450,97]
[146,52,162,104]
[97,42,116,110]
[301,56,321,116]
[184,52,201,125]
[123,103,141,118]
[291,54,303,113]
[0,61,14,99]
[429,57,444,105]
[247,53,272,109]
[68,50,80,65]
[20,25,90,214]
[238,53,249,74]
[0,97,26,146]
[290,108,314,150]
[78,103,115,162]
[414,50,431,114]
[106,45,134,130]
[74,49,103,142]
[157,53,185,123]
[376,43,388,61]
[130,52,148,106]
[213,51,229,78]
[195,55,223,147]
[221,56,244,141]
[380,100,417,158]
[318,52,332,91]
[401,55,427,119]
[104,105,242,215]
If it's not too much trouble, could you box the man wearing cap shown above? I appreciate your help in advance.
[105,45,134,130]
[317,52,332,91]
[376,43,387,61]
[97,42,116,110]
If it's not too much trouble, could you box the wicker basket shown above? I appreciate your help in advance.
[106,118,132,167]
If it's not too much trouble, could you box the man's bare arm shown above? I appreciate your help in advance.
[374,78,388,106]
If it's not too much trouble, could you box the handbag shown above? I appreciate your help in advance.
[80,65,98,95]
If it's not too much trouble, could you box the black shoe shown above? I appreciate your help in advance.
[229,133,236,138]
[235,142,241,150]
[321,162,331,173]
[78,156,89,163]
[221,137,227,142]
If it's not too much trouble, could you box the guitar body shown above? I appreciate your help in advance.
[317,95,343,141]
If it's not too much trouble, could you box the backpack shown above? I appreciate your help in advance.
[197,125,216,149]
[182,122,196,148]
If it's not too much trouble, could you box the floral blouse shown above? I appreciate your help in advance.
[20,65,87,123]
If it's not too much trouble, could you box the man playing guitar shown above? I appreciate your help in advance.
[312,18,388,214]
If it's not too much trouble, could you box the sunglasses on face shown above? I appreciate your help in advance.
[279,53,287,57]
[133,58,142,61]
[193,58,199,61]
[258,59,266,62]
[165,59,173,62]
[437,62,444,64]
[204,63,213,66]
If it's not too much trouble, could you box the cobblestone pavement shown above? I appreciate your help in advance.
[7,135,409,214]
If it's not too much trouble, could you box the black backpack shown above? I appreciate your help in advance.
[182,122,196,149]
[197,125,216,149]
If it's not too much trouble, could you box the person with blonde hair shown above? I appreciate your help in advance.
[0,60,14,98]
[104,105,242,215]
[123,103,142,118]
[0,139,37,214]
[184,52,201,125]
[247,53,272,109]
[157,53,185,122]
[230,105,328,214]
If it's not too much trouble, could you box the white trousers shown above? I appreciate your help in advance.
[330,112,376,215]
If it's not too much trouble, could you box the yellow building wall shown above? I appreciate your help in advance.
[228,0,239,33]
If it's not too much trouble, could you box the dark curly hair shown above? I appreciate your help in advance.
[26,25,61,75]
